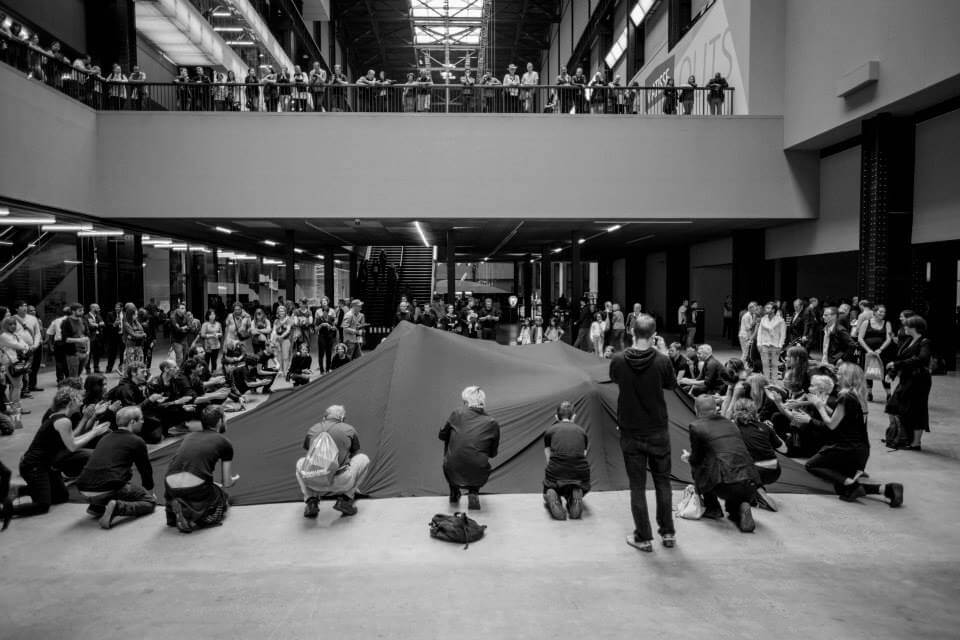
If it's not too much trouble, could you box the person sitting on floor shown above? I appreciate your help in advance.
[107,364,165,444]
[296,404,370,518]
[10,387,110,519]
[227,355,274,405]
[791,362,903,507]
[682,395,761,533]
[288,342,312,386]
[439,385,501,511]
[667,342,695,380]
[76,406,157,529]
[542,401,590,520]
[149,359,195,437]
[731,398,786,512]
[330,342,351,370]
[163,406,238,533]
[679,344,726,397]
[181,358,230,407]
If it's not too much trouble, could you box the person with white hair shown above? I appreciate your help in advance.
[679,344,725,396]
[297,405,370,518]
[439,386,501,510]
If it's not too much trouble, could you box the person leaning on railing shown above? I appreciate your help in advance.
[415,68,433,112]
[244,67,261,112]
[309,61,327,112]
[105,63,127,111]
[128,65,147,110]
[707,72,729,115]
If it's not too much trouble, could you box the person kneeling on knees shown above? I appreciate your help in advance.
[683,396,761,532]
[296,404,370,518]
[77,406,157,529]
[440,386,501,511]
[543,401,590,520]
[164,406,237,533]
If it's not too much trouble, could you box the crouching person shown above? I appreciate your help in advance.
[77,406,157,529]
[682,396,761,533]
[543,401,590,520]
[440,386,500,511]
[164,406,237,533]
[296,405,370,518]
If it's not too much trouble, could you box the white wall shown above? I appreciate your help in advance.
[766,145,860,259]
[784,0,960,148]
[913,108,960,244]
[94,113,817,222]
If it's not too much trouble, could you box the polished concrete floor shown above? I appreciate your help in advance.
[1,352,959,639]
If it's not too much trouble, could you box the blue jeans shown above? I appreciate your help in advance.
[620,432,675,541]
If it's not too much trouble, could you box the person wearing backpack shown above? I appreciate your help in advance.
[439,386,501,511]
[296,404,370,518]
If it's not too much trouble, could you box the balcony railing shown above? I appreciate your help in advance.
[1,31,734,115]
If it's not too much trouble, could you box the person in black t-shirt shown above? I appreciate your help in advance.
[288,342,312,386]
[609,314,677,552]
[164,406,237,533]
[77,406,157,529]
[542,401,590,521]
[732,398,787,512]
[60,303,90,378]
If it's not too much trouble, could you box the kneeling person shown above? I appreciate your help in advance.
[440,386,500,511]
[543,401,590,520]
[296,405,370,518]
[77,406,157,529]
[164,406,237,533]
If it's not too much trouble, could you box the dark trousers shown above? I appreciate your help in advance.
[54,344,68,382]
[346,342,362,360]
[86,338,104,372]
[14,463,69,516]
[805,443,869,495]
[703,480,756,519]
[620,433,675,541]
[28,347,42,390]
[205,349,220,372]
[317,331,335,373]
[84,483,157,518]
[143,341,155,370]
[105,337,120,373]
[757,465,781,487]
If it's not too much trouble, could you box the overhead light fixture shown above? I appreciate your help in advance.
[413,221,430,247]
[315,254,324,260]
[294,248,305,254]
[482,257,489,262]
[432,246,437,261]
[214,26,244,32]
[334,259,341,264]
[0,240,14,246]
[63,259,83,265]
[0,207,8,216]
[225,40,255,46]
[42,224,93,232]
[263,239,278,247]
[606,225,622,233]
[215,226,234,234]
[78,230,124,236]
[262,258,283,265]
[212,10,232,17]
[170,245,189,251]
[577,238,586,244]
[190,245,209,252]
[551,247,563,254]
[2,216,56,225]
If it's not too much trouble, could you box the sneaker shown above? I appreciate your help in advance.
[449,486,461,504]
[20,393,32,399]
[99,500,117,530]
[333,496,358,517]
[661,533,676,548]
[467,492,481,511]
[544,489,566,521]
[86,505,102,518]
[303,497,320,519]
[884,483,904,508]
[755,488,778,512]
[839,483,867,502]
[171,499,194,533]
[625,535,653,552]
[566,487,583,520]
[737,503,756,533]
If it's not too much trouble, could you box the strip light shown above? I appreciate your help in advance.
[0,207,8,216]
[3,216,56,225]
[215,226,234,234]
[606,225,622,232]
[78,230,124,237]
[263,240,278,246]
[413,221,430,247]
[42,224,93,232]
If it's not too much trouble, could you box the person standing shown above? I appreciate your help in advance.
[858,304,893,402]
[756,302,786,384]
[679,75,697,114]
[609,314,678,552]
[314,297,337,374]
[244,67,261,111]
[706,72,729,115]
[61,303,90,378]
[677,299,690,347]
[15,302,43,393]
[884,315,932,450]
[821,306,854,366]
[556,65,573,114]
[308,61,327,112]
[520,62,539,113]
[502,64,521,113]
[121,303,147,372]
[341,299,366,360]
[737,302,757,361]
[84,303,105,374]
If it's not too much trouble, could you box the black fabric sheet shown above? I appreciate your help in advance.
[145,323,831,504]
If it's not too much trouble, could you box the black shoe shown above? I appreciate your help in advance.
[626,535,653,552]
[702,508,724,520]
[544,489,566,520]
[449,486,461,504]
[99,500,118,530]
[567,487,583,520]
[902,445,922,452]
[839,483,867,502]
[333,495,357,517]
[29,387,43,392]
[19,393,32,399]
[661,533,676,548]
[467,492,481,511]
[737,503,756,533]
[1,499,11,531]
[303,497,320,519]
[19,408,30,415]
[884,483,904,508]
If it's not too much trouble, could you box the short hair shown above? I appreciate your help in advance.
[731,398,758,424]
[324,405,346,421]
[698,344,713,356]
[159,359,177,372]
[901,309,915,319]
[810,374,835,395]
[116,406,142,428]
[69,302,83,312]
[200,406,224,432]
[461,385,485,409]
[823,306,837,317]
[903,315,926,333]
[51,386,83,412]
[555,401,575,421]
[124,363,146,379]
[669,342,682,351]
[631,313,657,340]
[694,395,717,417]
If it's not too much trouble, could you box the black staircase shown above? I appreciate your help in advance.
[359,245,435,327]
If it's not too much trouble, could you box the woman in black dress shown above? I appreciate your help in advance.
[885,315,932,450]
[858,303,893,402]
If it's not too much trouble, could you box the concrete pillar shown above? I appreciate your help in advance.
[285,230,297,302]
[324,250,335,301]
[540,248,553,318]
[446,230,457,305]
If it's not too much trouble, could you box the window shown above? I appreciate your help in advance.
[630,0,655,27]
[411,0,484,48]
[604,27,629,69]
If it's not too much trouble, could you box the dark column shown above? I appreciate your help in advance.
[324,251,335,301]
[445,230,456,306]
[131,234,144,305]
[85,0,138,71]
[731,229,771,320]
[512,260,520,297]
[285,230,297,302]
[858,114,915,315]
[570,234,583,304]
[348,253,359,300]
[625,253,645,312]
[540,248,553,318]
[665,246,690,333]
[521,258,533,319]
[189,251,206,314]
[778,257,798,305]
[597,258,614,303]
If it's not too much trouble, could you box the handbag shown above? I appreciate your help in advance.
[864,352,883,381]
[675,484,704,520]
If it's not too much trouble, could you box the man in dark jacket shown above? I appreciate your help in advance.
[679,344,725,396]
[821,306,854,366]
[683,396,760,532]
[439,385,500,511]
[609,314,677,552]
[107,364,164,444]
[77,406,156,529]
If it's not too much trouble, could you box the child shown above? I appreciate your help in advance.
[288,342,312,386]
[330,343,351,370]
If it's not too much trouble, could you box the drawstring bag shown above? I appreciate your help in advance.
[300,431,340,481]
[675,485,704,520]
[429,512,486,549]
[864,353,883,381]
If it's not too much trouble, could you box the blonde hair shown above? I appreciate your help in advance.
[732,398,758,424]
[836,362,869,413]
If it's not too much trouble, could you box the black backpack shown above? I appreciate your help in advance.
[429,513,486,549]
[883,415,909,450]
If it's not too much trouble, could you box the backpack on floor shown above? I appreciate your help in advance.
[300,431,340,481]
[883,415,908,450]
[429,512,486,549]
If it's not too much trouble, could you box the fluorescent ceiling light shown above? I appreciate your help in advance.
[215,226,234,234]
[577,238,586,244]
[78,230,124,236]
[171,245,189,251]
[626,234,656,244]
[42,224,92,231]
[413,221,430,247]
[63,260,83,265]
[214,27,245,32]
[0,207,8,216]
[294,248,305,254]
[212,10,232,17]
[3,216,56,225]
[607,225,622,232]
[482,257,488,262]
[0,241,13,246]
[551,247,563,254]
[263,240,278,246]
[263,258,283,265]
[190,245,209,252]
[225,40,255,46]
[315,254,325,260]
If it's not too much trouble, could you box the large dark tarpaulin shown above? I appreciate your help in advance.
[146,323,831,504]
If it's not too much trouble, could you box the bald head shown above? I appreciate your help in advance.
[694,396,717,417]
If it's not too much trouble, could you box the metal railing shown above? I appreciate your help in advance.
[1,32,734,115]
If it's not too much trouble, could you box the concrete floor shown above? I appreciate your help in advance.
[1,350,959,639]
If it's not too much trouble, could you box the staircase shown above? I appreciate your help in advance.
[359,245,435,326]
